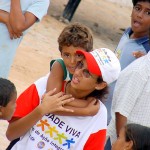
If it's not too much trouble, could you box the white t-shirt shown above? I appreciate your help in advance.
[11,75,107,150]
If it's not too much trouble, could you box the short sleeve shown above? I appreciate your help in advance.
[83,102,107,150]
[50,58,68,80]
[13,84,40,118]
[83,129,106,150]
[26,0,50,21]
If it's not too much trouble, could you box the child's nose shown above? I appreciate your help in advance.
[70,57,76,64]
[137,10,144,18]
[75,68,82,77]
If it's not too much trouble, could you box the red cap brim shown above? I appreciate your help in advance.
[76,50,102,76]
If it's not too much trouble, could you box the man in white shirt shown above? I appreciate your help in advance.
[0,0,50,78]
[107,50,150,145]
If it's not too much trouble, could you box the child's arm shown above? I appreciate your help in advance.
[6,89,74,141]
[9,0,37,33]
[54,97,100,116]
[0,10,9,25]
[64,98,100,116]
[46,60,99,116]
[46,61,64,93]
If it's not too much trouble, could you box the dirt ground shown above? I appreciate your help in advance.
[0,0,132,149]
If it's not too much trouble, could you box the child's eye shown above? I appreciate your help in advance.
[134,6,141,11]
[146,11,150,16]
[62,53,70,58]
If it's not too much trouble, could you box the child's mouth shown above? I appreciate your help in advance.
[72,76,79,84]
[68,66,76,72]
[133,20,141,27]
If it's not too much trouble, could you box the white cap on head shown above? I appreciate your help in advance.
[76,48,121,84]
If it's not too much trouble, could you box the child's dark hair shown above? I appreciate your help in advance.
[58,22,93,52]
[0,78,16,107]
[132,0,150,6]
[125,123,150,150]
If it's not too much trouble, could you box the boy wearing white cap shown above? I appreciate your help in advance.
[6,48,121,150]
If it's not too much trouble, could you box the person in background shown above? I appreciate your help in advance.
[0,0,50,78]
[105,1,150,149]
[0,78,17,121]
[105,0,150,127]
[107,36,150,149]
[112,123,150,150]
[60,0,81,23]
[116,0,150,70]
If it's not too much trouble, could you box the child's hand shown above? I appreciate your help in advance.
[86,98,100,116]
[132,51,145,58]
[39,89,74,115]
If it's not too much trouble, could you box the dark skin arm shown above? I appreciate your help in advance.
[10,0,37,33]
[115,112,127,137]
[55,98,100,116]
[6,90,74,141]
[0,10,21,39]
[46,61,99,116]
[46,61,64,94]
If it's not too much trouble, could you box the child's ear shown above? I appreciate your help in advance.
[95,82,107,90]
[125,140,133,150]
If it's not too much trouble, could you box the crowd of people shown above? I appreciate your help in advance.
[0,0,150,149]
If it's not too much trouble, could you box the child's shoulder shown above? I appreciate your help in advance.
[50,58,65,69]
[50,58,72,81]
[50,58,65,70]
[123,27,132,35]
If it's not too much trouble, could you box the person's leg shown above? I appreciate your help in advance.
[104,138,111,150]
[62,0,81,21]
[67,0,81,21]
[62,0,74,19]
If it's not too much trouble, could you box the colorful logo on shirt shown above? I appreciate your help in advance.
[34,114,80,149]
[37,141,45,149]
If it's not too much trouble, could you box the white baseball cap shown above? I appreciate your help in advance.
[76,48,121,84]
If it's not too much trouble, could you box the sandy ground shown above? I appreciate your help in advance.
[0,0,132,149]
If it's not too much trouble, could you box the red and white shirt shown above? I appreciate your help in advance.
[12,75,107,150]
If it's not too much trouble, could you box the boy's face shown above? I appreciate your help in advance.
[0,91,17,120]
[112,127,132,150]
[131,1,150,37]
[61,46,84,74]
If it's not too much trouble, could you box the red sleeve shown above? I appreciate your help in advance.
[12,84,40,118]
[83,129,106,150]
